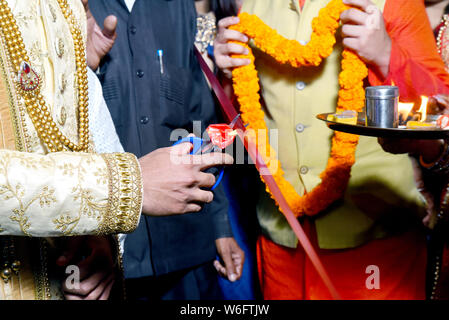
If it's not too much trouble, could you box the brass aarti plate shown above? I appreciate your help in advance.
[316,112,449,139]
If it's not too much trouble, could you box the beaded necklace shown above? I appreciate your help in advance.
[0,0,89,291]
[0,0,90,153]
[437,14,449,58]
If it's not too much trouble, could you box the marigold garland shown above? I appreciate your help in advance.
[230,0,368,217]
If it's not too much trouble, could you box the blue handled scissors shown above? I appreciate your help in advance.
[173,115,240,191]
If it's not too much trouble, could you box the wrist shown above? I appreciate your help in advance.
[372,39,392,80]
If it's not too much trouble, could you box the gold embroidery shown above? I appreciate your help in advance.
[35,239,51,300]
[99,153,142,235]
[0,153,56,236]
[59,73,67,94]
[55,38,64,58]
[94,167,108,185]
[13,12,35,28]
[53,155,108,236]
[48,4,57,23]
[58,106,67,126]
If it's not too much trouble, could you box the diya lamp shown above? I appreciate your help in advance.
[399,96,443,130]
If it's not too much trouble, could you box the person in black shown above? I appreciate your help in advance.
[87,0,244,300]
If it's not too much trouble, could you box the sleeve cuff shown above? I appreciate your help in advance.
[99,153,143,234]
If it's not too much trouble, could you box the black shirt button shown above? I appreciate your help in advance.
[140,116,149,124]
[137,70,144,78]
[130,26,137,34]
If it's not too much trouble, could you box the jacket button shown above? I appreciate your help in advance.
[296,81,306,91]
[295,123,305,133]
[300,166,309,175]
[130,26,137,34]
[140,116,149,124]
[137,70,144,78]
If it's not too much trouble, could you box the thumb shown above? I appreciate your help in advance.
[56,237,84,267]
[102,15,117,39]
[171,139,194,155]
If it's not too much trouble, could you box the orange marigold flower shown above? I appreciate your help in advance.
[231,0,366,217]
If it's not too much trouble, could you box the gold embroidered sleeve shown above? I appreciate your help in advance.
[0,150,142,237]
[99,153,143,235]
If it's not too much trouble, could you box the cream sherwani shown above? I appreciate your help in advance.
[0,0,142,299]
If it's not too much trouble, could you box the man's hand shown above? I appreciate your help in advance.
[378,138,444,164]
[139,142,234,216]
[341,0,392,78]
[214,237,245,282]
[214,16,251,79]
[82,0,117,70]
[429,94,449,115]
[58,236,117,300]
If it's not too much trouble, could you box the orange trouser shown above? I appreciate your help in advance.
[257,221,427,300]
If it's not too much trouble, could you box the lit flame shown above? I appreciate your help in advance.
[398,101,414,122]
[418,96,429,122]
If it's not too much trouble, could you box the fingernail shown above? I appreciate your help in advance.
[229,273,237,282]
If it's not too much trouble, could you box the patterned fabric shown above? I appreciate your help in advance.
[0,0,143,299]
[88,68,124,154]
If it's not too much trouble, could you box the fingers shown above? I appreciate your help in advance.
[221,249,238,282]
[213,260,227,278]
[215,16,250,77]
[225,42,249,56]
[341,24,364,39]
[63,269,109,295]
[83,273,115,300]
[342,37,360,52]
[232,247,245,279]
[188,189,214,204]
[340,8,368,26]
[99,279,115,300]
[184,203,203,213]
[195,152,234,171]
[103,15,118,39]
[217,16,241,33]
[197,172,216,188]
[342,0,373,11]
[217,29,248,45]
[434,94,449,107]
[171,141,193,155]
[64,272,115,300]
[232,253,243,278]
